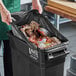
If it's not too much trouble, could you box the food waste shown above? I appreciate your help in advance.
[20,21,61,49]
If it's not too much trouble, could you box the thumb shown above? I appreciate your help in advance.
[8,13,12,23]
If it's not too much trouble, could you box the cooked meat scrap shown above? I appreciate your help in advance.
[20,25,30,32]
[30,21,39,31]
[51,37,61,44]
[20,21,61,49]
[20,26,27,35]
[29,35,38,45]
[20,25,31,37]
[37,36,61,49]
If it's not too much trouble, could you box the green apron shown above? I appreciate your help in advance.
[0,0,20,40]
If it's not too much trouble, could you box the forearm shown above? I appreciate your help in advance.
[32,0,39,1]
[32,0,40,8]
[0,0,6,12]
[32,0,42,14]
[32,0,40,4]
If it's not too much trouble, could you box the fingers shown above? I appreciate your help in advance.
[7,12,12,23]
[6,12,12,25]
[1,9,12,25]
[38,6,43,14]
[5,14,12,25]
[32,0,43,14]
[2,18,10,25]
[2,16,11,25]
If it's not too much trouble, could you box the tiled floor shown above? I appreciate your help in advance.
[0,21,76,76]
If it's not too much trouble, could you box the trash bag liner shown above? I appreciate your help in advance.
[11,10,69,51]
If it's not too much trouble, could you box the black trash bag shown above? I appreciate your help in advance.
[10,10,69,50]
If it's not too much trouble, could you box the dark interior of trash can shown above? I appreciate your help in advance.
[11,10,69,49]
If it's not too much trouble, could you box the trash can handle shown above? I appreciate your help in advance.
[48,50,70,59]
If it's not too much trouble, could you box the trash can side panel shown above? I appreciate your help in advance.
[9,32,29,56]
[30,62,41,76]
[11,47,30,76]
[45,63,64,76]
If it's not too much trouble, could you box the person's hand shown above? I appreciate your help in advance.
[1,8,12,25]
[32,0,43,14]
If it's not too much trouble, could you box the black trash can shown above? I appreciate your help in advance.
[8,10,69,76]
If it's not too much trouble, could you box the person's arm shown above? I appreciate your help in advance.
[32,0,42,14]
[0,0,12,25]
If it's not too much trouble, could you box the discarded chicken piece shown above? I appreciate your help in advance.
[51,37,61,44]
[30,21,39,31]
[46,37,52,42]
[20,21,61,49]
[24,25,31,31]
[20,26,27,36]
[36,36,61,49]
[29,34,37,43]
